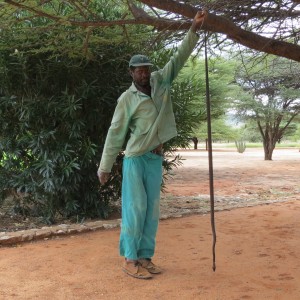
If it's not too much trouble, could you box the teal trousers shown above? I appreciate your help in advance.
[119,152,163,260]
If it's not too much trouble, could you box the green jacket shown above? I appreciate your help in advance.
[99,29,199,173]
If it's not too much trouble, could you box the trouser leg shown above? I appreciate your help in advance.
[119,153,162,260]
[137,154,162,259]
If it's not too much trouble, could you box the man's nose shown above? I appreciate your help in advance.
[141,71,149,77]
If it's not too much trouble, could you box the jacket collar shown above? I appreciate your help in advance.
[129,82,152,97]
[129,82,139,93]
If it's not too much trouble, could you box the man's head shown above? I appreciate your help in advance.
[129,54,153,87]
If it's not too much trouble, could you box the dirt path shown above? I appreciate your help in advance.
[164,148,300,198]
[0,148,299,300]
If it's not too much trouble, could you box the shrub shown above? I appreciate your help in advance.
[235,140,247,153]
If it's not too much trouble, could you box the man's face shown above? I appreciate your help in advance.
[130,66,151,87]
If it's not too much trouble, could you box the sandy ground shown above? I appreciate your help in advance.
[0,148,299,300]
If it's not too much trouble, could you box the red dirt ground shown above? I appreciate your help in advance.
[0,148,299,300]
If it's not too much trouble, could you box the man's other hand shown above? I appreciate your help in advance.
[97,171,110,185]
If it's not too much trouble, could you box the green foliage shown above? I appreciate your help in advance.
[286,123,300,142]
[2,1,256,222]
[0,1,152,60]
[177,57,245,141]
[195,118,240,141]
[150,49,206,186]
[180,58,230,116]
[277,123,298,142]
[0,6,206,223]
[239,121,263,143]
[0,31,137,222]
[167,80,202,149]
[159,78,202,187]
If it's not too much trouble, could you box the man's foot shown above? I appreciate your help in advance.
[138,258,163,274]
[122,261,153,279]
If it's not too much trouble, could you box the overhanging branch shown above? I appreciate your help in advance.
[3,0,300,62]
[138,0,300,62]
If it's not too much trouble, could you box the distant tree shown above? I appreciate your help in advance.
[233,56,300,160]
[239,121,263,143]
[196,118,240,142]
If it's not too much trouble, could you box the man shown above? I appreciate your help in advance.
[98,11,206,279]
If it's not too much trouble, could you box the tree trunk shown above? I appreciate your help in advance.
[263,136,276,160]
[191,137,198,150]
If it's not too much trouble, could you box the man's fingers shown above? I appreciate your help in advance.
[197,9,207,18]
[98,172,110,185]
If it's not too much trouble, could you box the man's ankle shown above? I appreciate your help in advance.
[125,258,137,264]
[139,258,151,261]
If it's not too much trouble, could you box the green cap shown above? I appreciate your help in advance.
[129,54,153,67]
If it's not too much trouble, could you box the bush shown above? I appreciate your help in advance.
[0,46,130,223]
[0,41,201,224]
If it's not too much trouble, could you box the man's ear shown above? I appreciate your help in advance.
[129,68,133,78]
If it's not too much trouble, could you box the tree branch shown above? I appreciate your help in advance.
[4,0,300,62]
[138,0,300,62]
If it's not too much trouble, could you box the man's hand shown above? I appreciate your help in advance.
[191,10,207,33]
[97,171,110,185]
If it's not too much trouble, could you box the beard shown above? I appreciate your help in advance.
[135,77,150,87]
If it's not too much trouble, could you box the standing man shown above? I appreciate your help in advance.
[98,11,206,279]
